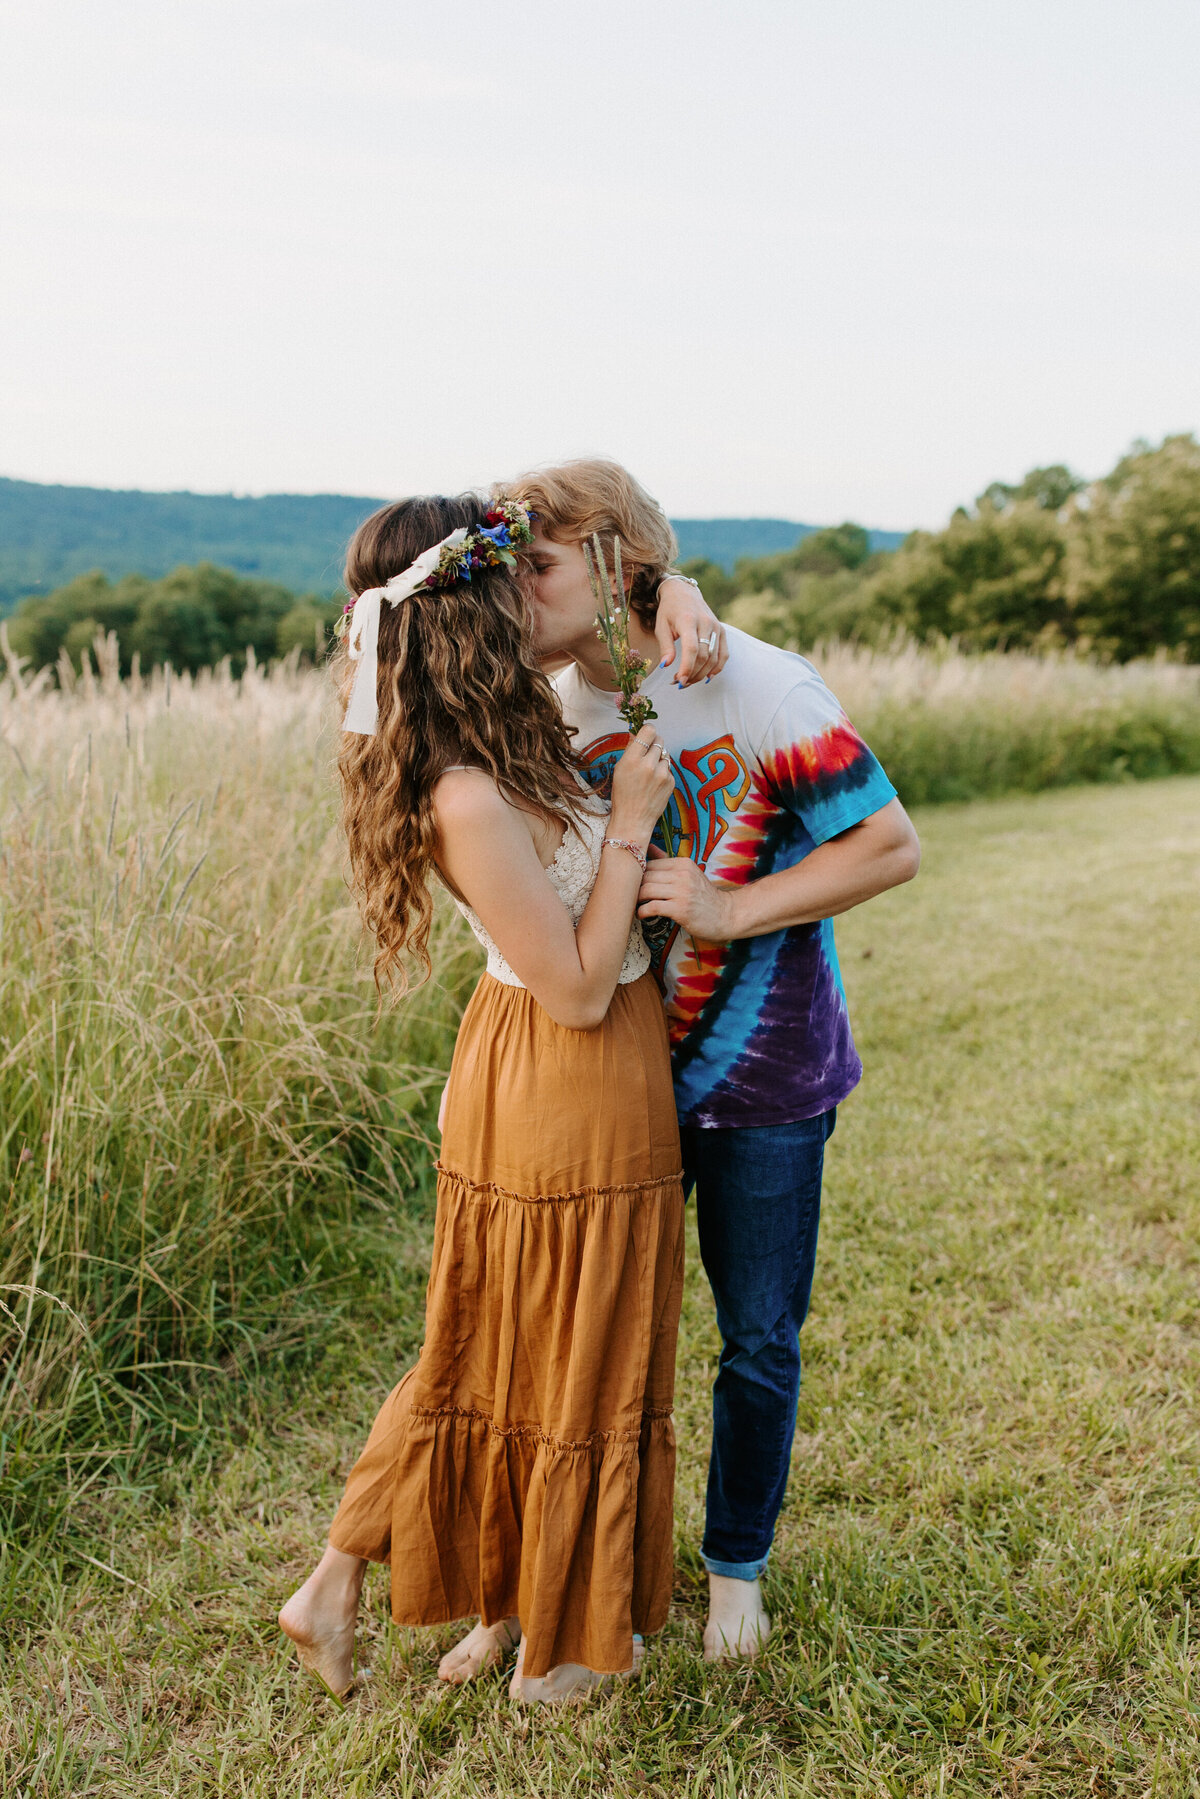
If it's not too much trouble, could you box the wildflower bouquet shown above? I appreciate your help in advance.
[584,534,657,734]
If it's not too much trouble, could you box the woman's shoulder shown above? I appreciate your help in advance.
[432,769,569,853]
[431,767,510,830]
[431,771,537,905]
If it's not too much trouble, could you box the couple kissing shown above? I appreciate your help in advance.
[280,458,920,1705]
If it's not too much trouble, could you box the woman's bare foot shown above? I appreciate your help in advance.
[438,1616,521,1684]
[703,1571,771,1662]
[279,1543,367,1701]
[509,1632,644,1703]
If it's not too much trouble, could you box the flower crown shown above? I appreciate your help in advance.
[339,497,535,734]
[335,497,534,643]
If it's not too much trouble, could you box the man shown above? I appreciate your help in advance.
[508,459,920,1661]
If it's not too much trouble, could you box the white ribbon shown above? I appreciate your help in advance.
[342,528,469,735]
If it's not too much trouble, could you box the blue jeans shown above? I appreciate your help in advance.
[680,1109,836,1580]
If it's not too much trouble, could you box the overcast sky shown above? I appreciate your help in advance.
[2,0,1197,529]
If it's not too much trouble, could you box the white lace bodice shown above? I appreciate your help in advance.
[450,785,651,990]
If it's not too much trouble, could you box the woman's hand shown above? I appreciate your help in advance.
[609,724,676,840]
[655,577,728,685]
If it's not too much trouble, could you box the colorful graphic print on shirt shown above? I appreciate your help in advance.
[574,710,896,1128]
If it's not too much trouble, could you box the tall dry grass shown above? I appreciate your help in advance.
[812,636,1200,802]
[0,631,477,1553]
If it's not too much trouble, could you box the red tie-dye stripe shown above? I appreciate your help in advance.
[663,720,866,1047]
[664,768,778,1043]
[766,719,864,798]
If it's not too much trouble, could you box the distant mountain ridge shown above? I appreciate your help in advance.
[0,476,907,613]
[672,517,903,567]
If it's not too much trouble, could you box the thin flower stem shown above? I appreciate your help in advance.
[588,533,698,957]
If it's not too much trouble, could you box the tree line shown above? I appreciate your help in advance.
[684,435,1200,663]
[6,434,1199,675]
[3,563,340,676]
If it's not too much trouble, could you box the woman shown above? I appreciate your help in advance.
[280,493,697,1703]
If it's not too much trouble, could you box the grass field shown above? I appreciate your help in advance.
[3,649,1199,1795]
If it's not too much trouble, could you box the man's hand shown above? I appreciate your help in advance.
[637,845,739,941]
[637,799,921,945]
[654,577,728,686]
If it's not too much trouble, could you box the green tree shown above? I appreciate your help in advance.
[679,558,738,614]
[862,502,1071,649]
[725,567,892,650]
[130,582,225,672]
[976,465,1083,514]
[6,570,148,670]
[276,601,335,662]
[61,617,104,666]
[1066,435,1200,660]
[789,522,872,573]
[1014,464,1085,512]
[733,523,872,597]
[722,524,896,649]
[133,564,297,671]
[5,562,327,678]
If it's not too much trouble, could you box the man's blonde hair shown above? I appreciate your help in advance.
[496,459,678,625]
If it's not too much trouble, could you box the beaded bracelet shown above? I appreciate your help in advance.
[602,836,648,872]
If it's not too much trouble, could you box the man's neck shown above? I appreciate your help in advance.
[568,614,662,692]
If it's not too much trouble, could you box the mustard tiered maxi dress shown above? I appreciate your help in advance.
[328,788,686,1679]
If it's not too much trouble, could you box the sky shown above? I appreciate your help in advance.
[1,0,1198,530]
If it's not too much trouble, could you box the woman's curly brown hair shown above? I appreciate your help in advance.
[334,493,586,994]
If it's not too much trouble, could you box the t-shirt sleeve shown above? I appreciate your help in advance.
[754,674,897,845]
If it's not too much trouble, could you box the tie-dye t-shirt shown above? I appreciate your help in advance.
[554,627,897,1129]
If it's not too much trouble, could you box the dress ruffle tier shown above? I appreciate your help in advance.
[329,971,685,1679]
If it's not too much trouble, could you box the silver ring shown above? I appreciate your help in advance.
[659,746,670,761]
[704,632,718,651]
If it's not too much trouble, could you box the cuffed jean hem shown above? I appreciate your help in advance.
[701,1550,770,1581]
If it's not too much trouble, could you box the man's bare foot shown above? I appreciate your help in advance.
[509,1632,644,1703]
[703,1571,771,1662]
[279,1544,367,1701]
[438,1616,521,1684]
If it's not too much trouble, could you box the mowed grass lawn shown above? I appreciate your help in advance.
[11,776,1200,1798]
